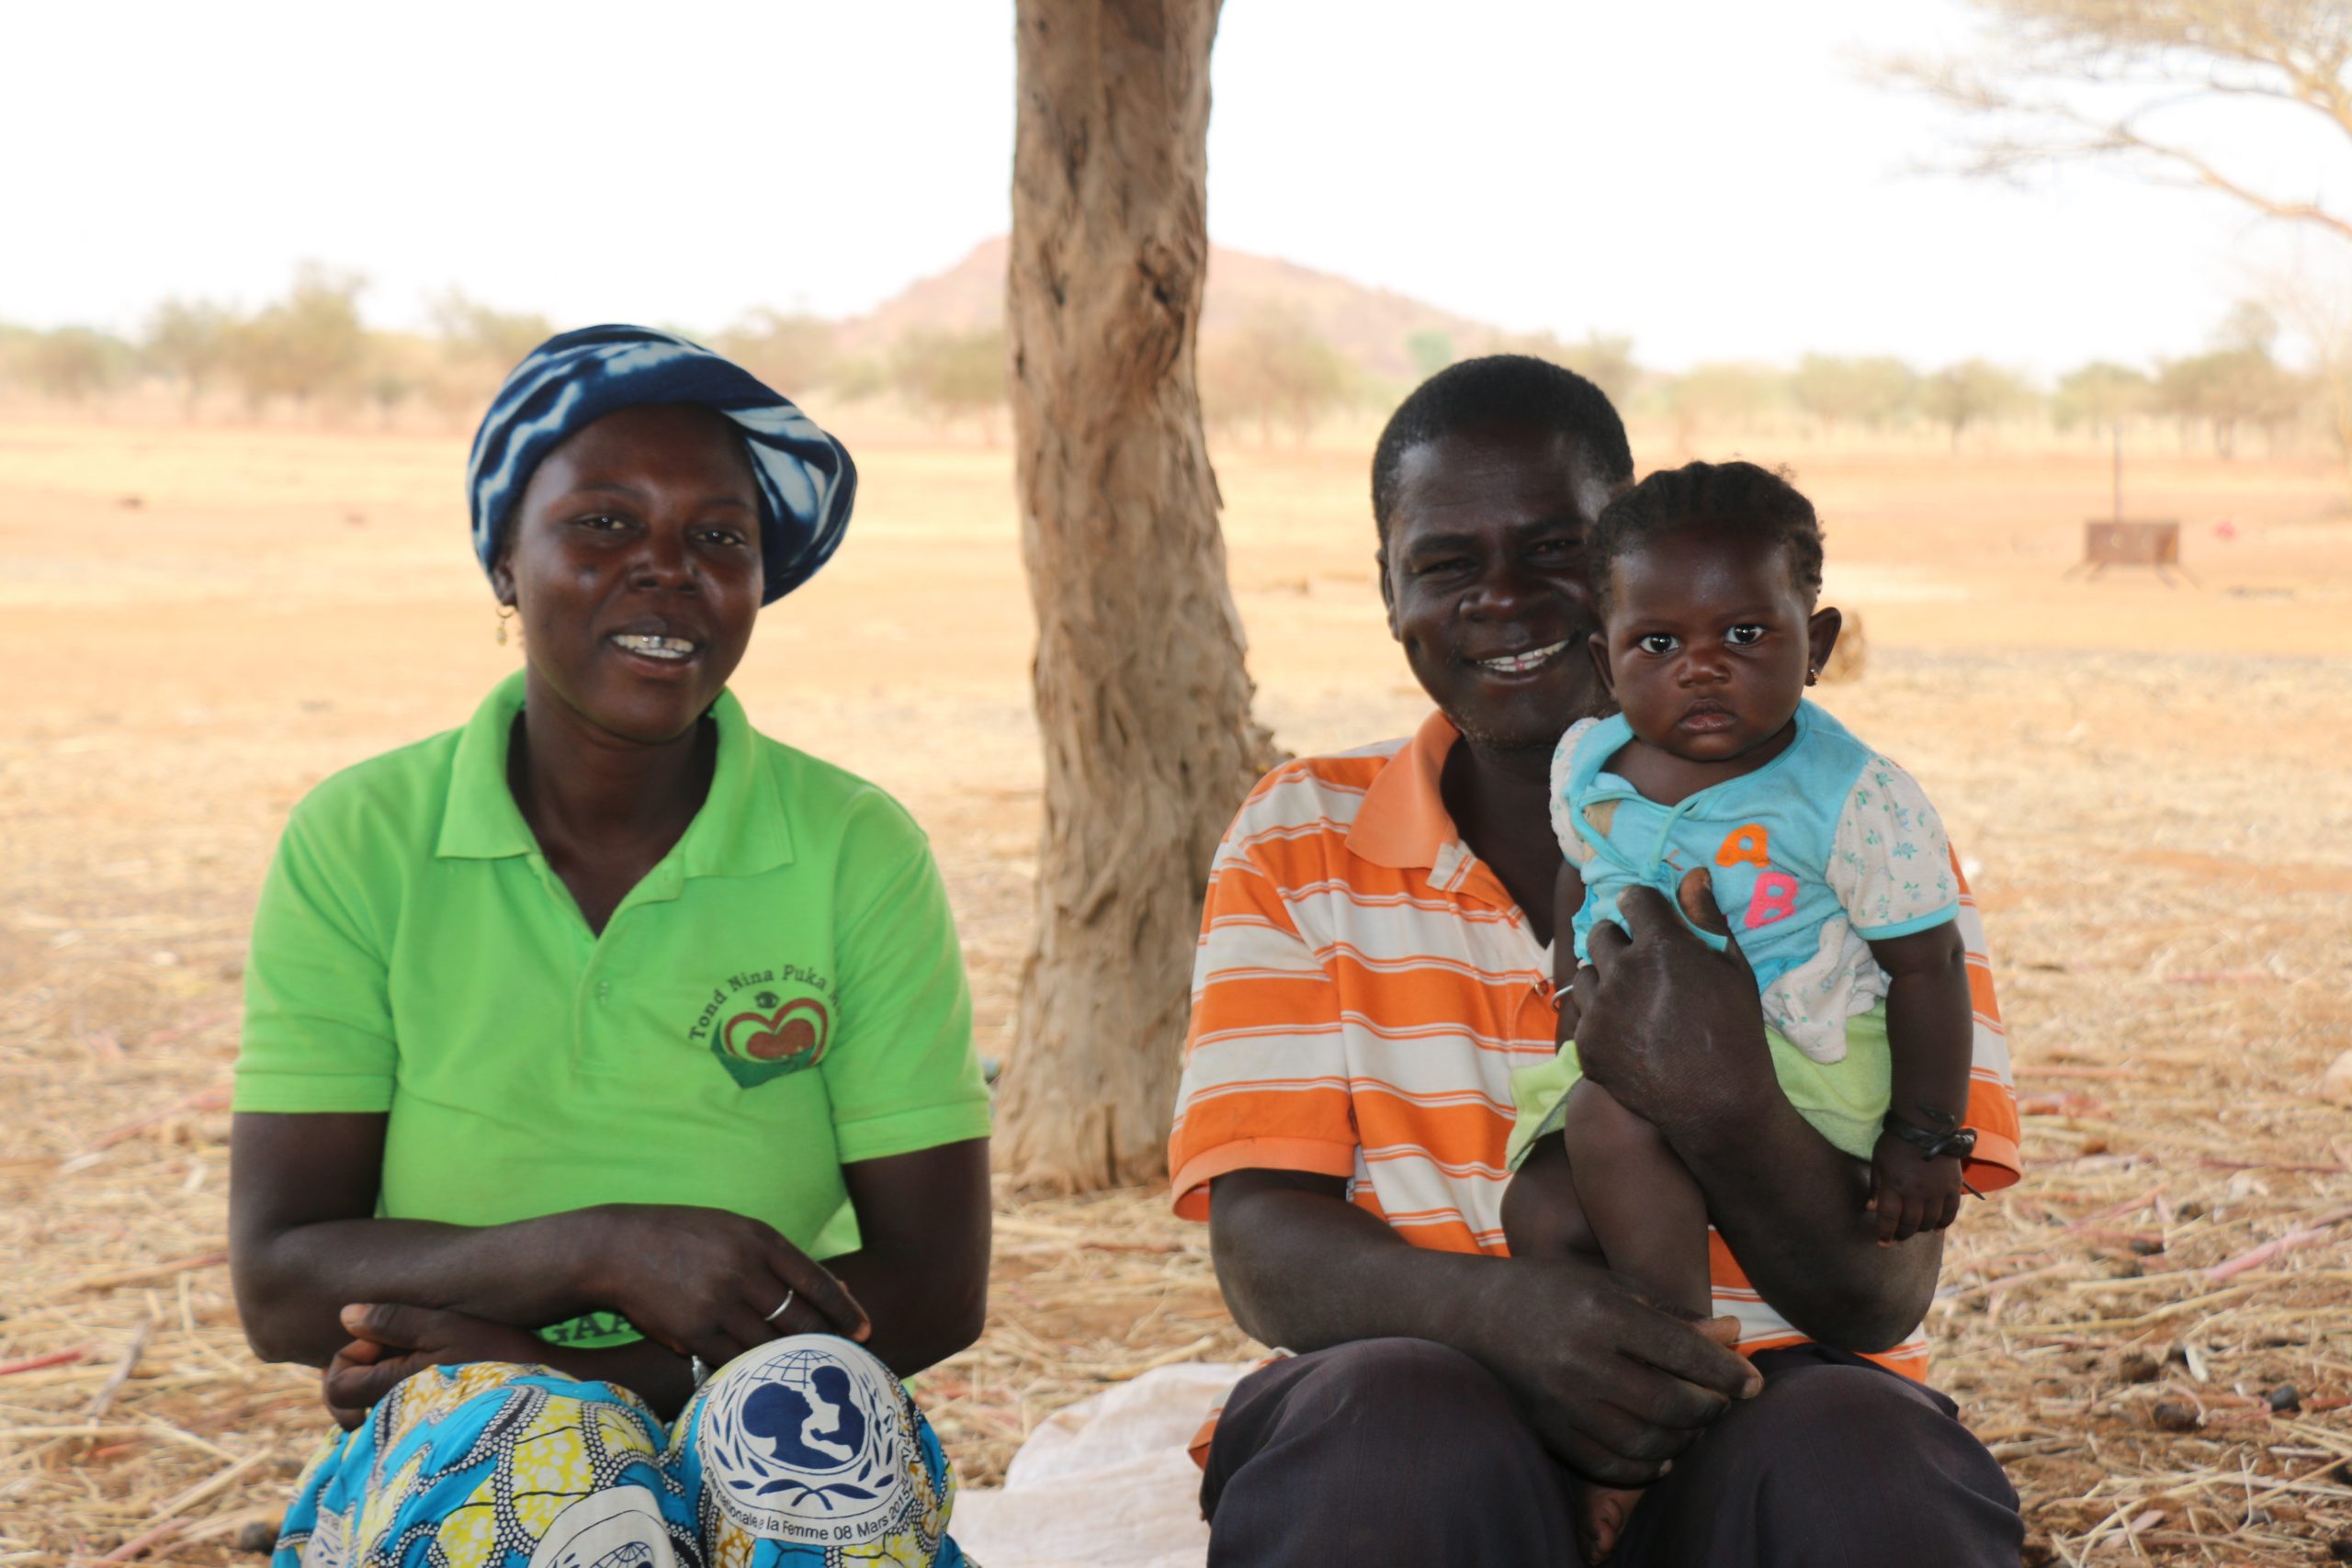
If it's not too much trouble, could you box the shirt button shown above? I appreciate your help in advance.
[597,981,611,1002]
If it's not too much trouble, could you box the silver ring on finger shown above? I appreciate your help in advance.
[763,1289,797,1324]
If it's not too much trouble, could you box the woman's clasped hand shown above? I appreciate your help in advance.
[311,1203,872,1431]
[574,1202,873,1360]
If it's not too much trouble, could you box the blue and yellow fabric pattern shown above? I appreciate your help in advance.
[273,1337,964,1567]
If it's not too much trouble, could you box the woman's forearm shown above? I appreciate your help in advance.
[231,1111,613,1368]
[827,1138,993,1378]
[823,1245,983,1379]
[233,1210,610,1367]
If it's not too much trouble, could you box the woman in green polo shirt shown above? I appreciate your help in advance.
[228,327,992,1566]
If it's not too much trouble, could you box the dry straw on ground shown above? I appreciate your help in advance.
[3,426,2347,1562]
[7,650,2347,1565]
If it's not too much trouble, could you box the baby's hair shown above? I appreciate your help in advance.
[1588,459,1825,620]
[1371,355,1634,544]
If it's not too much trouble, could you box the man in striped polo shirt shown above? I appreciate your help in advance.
[1169,356,2025,1565]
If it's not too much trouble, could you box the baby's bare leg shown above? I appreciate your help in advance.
[1560,1077,1712,1319]
[1558,1077,1717,1562]
[1498,1133,1596,1260]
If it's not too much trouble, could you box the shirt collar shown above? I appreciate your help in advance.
[1348,710,1468,876]
[1348,708,1534,922]
[435,671,793,878]
[435,672,535,861]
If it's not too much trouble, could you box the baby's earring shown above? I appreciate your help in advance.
[1805,663,1819,686]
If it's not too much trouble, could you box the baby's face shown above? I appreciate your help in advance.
[1596,523,1823,765]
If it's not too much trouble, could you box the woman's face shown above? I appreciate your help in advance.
[492,403,764,745]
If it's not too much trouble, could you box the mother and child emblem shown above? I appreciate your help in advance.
[692,1340,904,1544]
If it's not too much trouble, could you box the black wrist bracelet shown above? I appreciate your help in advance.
[1882,1111,1978,1162]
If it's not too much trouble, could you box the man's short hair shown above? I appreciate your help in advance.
[1370,355,1634,542]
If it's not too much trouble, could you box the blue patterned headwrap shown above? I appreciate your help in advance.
[467,324,855,605]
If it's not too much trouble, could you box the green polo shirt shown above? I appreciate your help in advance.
[235,672,991,1343]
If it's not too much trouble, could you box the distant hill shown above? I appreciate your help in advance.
[835,237,1505,381]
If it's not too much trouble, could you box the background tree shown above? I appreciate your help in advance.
[1000,0,1280,1190]
[1406,328,1454,379]
[1505,331,1640,407]
[0,323,35,390]
[420,290,553,424]
[2153,306,2309,457]
[719,309,839,395]
[365,369,414,427]
[28,328,132,404]
[143,299,240,415]
[2267,256,2352,474]
[2052,359,2153,439]
[428,290,555,371]
[2209,301,2312,453]
[892,328,1010,442]
[357,332,438,430]
[1919,358,2034,450]
[825,355,893,400]
[1200,312,1351,446]
[1663,359,1782,447]
[229,264,368,415]
[1560,333,1640,407]
[1884,2,2352,479]
[1791,353,1917,435]
[1884,1,2352,246]
[2153,353,2222,451]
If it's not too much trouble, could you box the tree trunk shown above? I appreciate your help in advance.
[1001,0,1279,1190]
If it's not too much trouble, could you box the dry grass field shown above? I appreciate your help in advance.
[3,414,2349,1563]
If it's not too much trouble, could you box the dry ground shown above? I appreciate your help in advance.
[2,415,2348,1563]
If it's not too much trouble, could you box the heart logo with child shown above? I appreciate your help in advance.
[691,968,835,1088]
[725,998,829,1065]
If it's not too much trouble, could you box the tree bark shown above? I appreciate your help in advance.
[1001,0,1279,1190]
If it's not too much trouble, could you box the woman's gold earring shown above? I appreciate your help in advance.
[496,604,515,646]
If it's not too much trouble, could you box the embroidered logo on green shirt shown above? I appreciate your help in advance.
[693,967,835,1088]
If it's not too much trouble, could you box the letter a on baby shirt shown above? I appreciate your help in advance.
[1716,824,1771,867]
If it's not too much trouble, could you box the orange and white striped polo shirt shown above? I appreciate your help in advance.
[1168,709,2023,1381]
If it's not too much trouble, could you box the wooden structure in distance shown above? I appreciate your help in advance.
[2066,520,2197,587]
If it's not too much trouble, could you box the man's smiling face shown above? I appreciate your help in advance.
[1379,423,1623,757]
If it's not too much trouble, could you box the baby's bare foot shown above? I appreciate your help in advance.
[1576,1483,1643,1564]
[1698,1314,1744,1349]
[1699,1314,1765,1397]
[1574,1319,1747,1560]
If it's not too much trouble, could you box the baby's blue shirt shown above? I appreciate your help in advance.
[1555,700,1960,1057]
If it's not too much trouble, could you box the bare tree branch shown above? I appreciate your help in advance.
[1876,0,2352,249]
[2103,119,2352,239]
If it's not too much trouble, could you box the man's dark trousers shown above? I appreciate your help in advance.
[1201,1337,2024,1566]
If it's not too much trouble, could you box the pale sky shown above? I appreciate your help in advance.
[6,0,2345,376]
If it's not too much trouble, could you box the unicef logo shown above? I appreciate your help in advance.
[695,1337,909,1547]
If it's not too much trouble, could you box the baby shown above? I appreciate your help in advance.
[1499,459,1981,1562]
